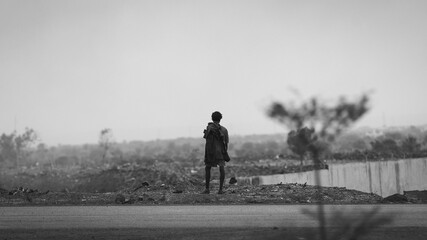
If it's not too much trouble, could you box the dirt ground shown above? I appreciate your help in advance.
[1,182,385,206]
[2,181,427,206]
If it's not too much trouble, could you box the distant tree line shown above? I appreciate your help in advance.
[0,128,38,168]
[327,135,427,161]
[1,126,427,170]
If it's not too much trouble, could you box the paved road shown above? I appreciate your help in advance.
[1,205,426,229]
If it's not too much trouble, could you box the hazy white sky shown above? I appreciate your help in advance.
[1,0,426,145]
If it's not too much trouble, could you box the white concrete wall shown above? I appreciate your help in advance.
[242,158,427,197]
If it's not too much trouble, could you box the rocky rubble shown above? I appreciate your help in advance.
[0,181,388,206]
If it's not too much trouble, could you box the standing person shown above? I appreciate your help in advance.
[202,111,229,194]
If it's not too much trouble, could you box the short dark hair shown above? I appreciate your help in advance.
[211,111,222,122]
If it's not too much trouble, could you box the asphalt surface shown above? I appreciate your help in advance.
[1,204,426,229]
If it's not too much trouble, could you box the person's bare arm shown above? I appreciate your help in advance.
[224,128,229,151]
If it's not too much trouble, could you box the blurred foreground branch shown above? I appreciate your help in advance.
[267,93,392,240]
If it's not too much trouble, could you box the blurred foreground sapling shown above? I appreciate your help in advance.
[268,94,369,151]
[267,93,380,240]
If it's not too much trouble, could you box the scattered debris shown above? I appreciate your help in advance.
[124,197,135,204]
[115,194,126,204]
[8,187,39,195]
[133,182,150,192]
[229,177,237,185]
[0,188,8,195]
[0,183,385,206]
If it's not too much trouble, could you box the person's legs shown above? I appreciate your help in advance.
[218,166,225,194]
[202,166,211,194]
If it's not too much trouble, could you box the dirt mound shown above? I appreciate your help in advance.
[72,163,196,193]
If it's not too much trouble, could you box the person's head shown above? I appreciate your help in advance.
[211,111,222,122]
